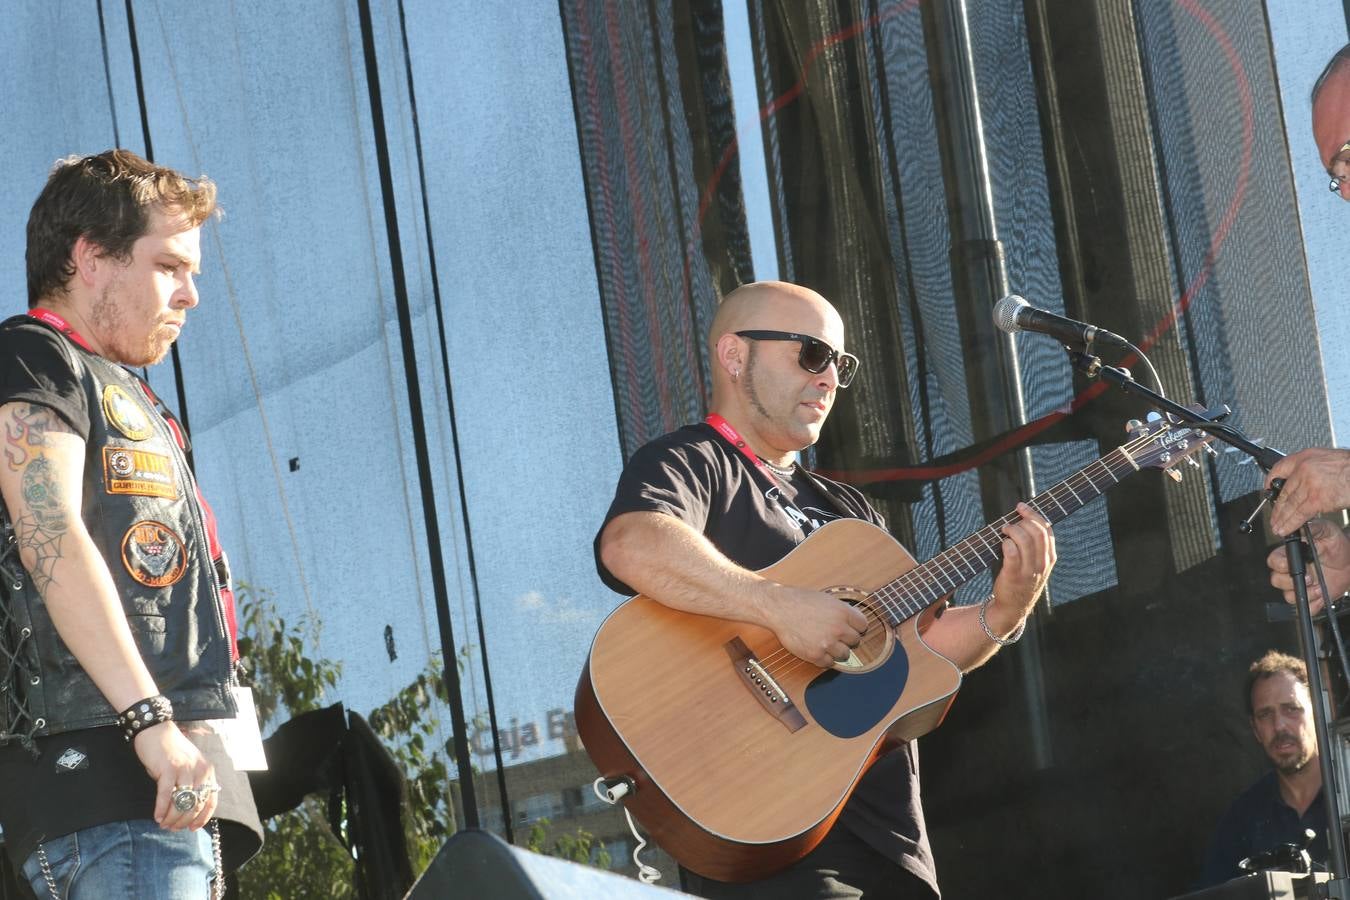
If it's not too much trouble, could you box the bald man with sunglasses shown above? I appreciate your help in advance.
[595,281,1055,899]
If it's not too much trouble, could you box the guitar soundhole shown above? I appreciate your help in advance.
[825,587,893,673]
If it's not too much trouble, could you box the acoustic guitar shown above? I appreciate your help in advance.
[575,414,1214,881]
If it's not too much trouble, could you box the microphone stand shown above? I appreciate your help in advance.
[1068,350,1350,897]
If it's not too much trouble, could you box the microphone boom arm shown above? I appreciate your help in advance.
[1066,350,1283,470]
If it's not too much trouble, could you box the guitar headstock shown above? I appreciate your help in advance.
[1124,408,1221,481]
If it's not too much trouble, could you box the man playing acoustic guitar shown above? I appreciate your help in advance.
[594,281,1055,899]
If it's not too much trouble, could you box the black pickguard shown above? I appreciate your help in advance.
[802,643,909,738]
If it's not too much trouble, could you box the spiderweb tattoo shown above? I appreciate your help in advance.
[3,405,70,596]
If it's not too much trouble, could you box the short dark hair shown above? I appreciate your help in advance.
[26,149,217,307]
[1245,650,1309,717]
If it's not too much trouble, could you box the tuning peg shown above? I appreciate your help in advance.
[1186,456,1202,469]
[1203,443,1219,458]
[1125,418,1144,436]
[1165,468,1183,483]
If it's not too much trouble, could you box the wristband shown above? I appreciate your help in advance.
[118,694,174,742]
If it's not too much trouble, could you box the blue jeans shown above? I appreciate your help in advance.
[21,819,214,899]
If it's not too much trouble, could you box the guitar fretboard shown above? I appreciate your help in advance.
[869,441,1147,625]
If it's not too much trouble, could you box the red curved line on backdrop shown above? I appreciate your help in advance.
[680,0,916,381]
[687,0,1253,483]
[693,0,917,231]
[1134,0,1254,354]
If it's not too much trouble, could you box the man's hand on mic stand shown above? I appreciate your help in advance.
[1268,519,1350,615]
[1266,448,1350,536]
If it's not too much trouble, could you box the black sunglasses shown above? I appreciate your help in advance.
[735,330,860,387]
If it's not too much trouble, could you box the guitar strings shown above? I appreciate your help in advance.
[758,423,1178,679]
[757,456,1124,681]
[750,429,1166,683]
[755,502,1027,678]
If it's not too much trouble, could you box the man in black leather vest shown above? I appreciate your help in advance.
[0,150,260,898]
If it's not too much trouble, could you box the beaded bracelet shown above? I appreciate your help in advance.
[117,695,174,742]
[978,593,1026,647]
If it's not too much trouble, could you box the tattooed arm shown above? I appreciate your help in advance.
[0,401,216,830]
[0,401,161,707]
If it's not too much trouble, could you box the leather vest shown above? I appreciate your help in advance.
[0,317,235,742]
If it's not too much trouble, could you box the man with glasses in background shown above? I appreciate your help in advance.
[593,280,1055,898]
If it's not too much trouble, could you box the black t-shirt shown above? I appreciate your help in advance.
[1195,771,1328,888]
[0,726,262,872]
[595,423,939,895]
[0,317,92,437]
[0,316,262,869]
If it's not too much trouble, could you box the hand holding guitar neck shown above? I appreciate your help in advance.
[987,502,1056,635]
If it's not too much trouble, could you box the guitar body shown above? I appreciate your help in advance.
[575,518,962,882]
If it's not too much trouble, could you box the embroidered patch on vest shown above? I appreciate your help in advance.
[54,746,89,773]
[102,447,178,500]
[121,521,188,587]
[102,384,154,441]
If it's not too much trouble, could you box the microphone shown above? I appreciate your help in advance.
[992,294,1129,350]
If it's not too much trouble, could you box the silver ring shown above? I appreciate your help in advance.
[172,787,197,812]
[195,783,221,807]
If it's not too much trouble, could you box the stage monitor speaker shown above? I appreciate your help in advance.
[1167,871,1330,900]
[404,828,691,899]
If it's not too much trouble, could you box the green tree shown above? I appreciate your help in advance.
[233,584,353,899]
[525,818,611,869]
[366,654,467,873]
[233,585,619,896]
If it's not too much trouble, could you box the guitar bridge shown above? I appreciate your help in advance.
[724,637,807,733]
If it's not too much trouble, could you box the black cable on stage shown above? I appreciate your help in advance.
[392,0,513,841]
[123,0,194,468]
[96,0,122,147]
[1307,531,1350,716]
[355,0,480,828]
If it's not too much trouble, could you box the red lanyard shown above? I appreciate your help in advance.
[705,414,768,471]
[28,307,94,352]
[706,414,825,538]
[28,309,186,445]
[27,308,238,655]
